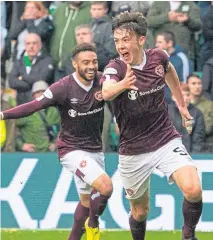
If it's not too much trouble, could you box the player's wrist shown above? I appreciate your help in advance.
[120,79,128,90]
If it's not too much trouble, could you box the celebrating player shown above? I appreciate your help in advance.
[1,43,112,240]
[101,12,202,240]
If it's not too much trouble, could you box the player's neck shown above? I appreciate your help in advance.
[132,49,144,66]
[75,72,93,87]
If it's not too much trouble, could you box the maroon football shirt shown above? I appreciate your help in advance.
[101,48,180,155]
[3,72,104,158]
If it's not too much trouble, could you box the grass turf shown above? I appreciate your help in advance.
[1,230,212,240]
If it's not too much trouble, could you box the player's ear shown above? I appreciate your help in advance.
[139,36,146,47]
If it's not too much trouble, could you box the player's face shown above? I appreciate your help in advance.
[188,77,202,96]
[155,35,169,50]
[114,28,146,65]
[73,51,98,82]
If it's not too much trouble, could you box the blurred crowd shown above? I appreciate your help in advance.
[1,1,213,153]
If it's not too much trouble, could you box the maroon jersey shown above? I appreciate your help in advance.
[3,72,104,158]
[101,48,180,155]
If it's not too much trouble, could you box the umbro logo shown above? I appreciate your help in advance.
[70,98,78,104]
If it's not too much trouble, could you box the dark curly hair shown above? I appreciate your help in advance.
[112,11,147,37]
[71,43,97,59]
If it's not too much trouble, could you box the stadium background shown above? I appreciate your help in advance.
[1,1,213,239]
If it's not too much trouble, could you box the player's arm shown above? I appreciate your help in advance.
[165,62,193,133]
[165,62,185,108]
[102,64,138,101]
[0,99,50,120]
[0,81,65,120]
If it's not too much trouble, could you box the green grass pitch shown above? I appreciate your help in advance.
[1,230,212,240]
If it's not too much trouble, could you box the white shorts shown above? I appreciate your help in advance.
[119,138,195,200]
[60,150,105,194]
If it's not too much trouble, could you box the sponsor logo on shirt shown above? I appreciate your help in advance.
[43,89,53,99]
[94,91,103,101]
[68,107,104,118]
[128,84,165,100]
[68,109,77,118]
[128,90,138,100]
[155,65,165,77]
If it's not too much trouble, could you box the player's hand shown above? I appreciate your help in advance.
[123,64,138,91]
[178,106,194,134]
[22,143,36,152]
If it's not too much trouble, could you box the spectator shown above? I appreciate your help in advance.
[168,83,205,153]
[111,1,153,17]
[156,31,191,82]
[9,1,54,60]
[187,74,213,152]
[110,1,154,49]
[202,57,213,101]
[60,24,94,77]
[90,1,117,71]
[9,33,54,105]
[1,1,8,81]
[50,1,91,80]
[147,1,201,60]
[199,1,213,69]
[0,81,16,152]
[16,81,60,152]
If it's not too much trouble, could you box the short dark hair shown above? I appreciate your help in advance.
[90,1,108,9]
[75,24,92,33]
[157,31,176,46]
[186,74,201,83]
[71,43,96,59]
[112,11,147,37]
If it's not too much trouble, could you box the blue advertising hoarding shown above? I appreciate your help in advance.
[1,153,213,231]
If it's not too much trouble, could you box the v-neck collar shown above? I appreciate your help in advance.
[73,72,93,92]
[131,50,147,71]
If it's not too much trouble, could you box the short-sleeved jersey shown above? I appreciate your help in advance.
[39,72,104,158]
[101,48,180,155]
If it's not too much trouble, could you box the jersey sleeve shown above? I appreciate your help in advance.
[100,60,126,84]
[155,48,170,73]
[3,80,67,120]
[38,80,67,105]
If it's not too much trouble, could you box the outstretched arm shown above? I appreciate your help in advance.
[1,98,52,120]
[1,81,66,120]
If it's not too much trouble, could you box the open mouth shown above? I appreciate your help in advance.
[121,52,130,61]
[86,71,95,76]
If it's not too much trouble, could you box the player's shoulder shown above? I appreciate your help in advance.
[55,74,74,87]
[145,48,169,59]
[104,58,127,77]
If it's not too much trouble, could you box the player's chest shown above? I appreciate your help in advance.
[133,66,165,91]
[65,87,104,112]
